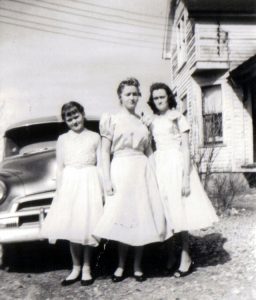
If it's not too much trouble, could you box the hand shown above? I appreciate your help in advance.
[105,180,115,196]
[182,176,191,197]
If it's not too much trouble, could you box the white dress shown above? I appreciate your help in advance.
[151,110,218,233]
[93,113,171,246]
[41,129,103,246]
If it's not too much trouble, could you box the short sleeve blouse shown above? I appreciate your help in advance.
[151,110,190,151]
[57,130,100,167]
[99,113,115,141]
[99,112,150,154]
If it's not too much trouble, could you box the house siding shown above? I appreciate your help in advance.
[170,0,256,172]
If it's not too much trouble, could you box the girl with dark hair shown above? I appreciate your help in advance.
[94,78,169,282]
[147,83,218,277]
[41,101,103,286]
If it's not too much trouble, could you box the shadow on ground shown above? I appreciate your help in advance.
[2,232,230,277]
[143,232,230,278]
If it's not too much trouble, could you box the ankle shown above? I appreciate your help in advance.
[82,265,92,279]
[179,258,192,272]
[134,270,143,276]
[65,265,81,281]
[114,267,124,277]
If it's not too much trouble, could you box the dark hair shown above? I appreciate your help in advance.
[148,82,177,114]
[117,77,141,98]
[61,101,85,121]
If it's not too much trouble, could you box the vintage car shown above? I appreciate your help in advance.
[0,116,99,265]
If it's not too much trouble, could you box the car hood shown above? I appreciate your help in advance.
[0,150,57,196]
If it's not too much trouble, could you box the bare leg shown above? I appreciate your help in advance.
[82,246,92,280]
[134,246,143,276]
[65,242,82,281]
[114,243,129,277]
[0,244,3,268]
[178,231,192,272]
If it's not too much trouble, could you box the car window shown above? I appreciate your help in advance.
[4,122,66,158]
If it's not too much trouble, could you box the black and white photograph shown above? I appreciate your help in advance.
[0,0,256,299]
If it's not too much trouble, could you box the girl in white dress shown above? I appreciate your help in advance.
[94,78,169,282]
[147,83,218,277]
[41,101,103,286]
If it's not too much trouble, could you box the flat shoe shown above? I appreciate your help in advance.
[134,274,147,282]
[111,274,125,283]
[81,278,94,286]
[61,277,80,286]
[174,262,195,278]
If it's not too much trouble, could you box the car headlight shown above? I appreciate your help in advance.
[0,181,7,204]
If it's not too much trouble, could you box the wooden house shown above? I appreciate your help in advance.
[164,0,256,173]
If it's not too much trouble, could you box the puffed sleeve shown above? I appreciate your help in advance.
[177,114,190,133]
[99,113,114,141]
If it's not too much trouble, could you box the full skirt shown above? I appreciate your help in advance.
[41,165,103,246]
[94,154,170,246]
[155,149,218,233]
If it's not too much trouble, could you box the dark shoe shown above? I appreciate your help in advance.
[173,261,195,278]
[61,277,80,286]
[81,278,94,286]
[111,274,125,283]
[134,274,147,282]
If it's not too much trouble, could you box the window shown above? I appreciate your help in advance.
[176,13,187,68]
[202,85,223,145]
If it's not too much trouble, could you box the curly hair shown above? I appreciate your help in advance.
[61,101,85,121]
[148,82,177,114]
[117,77,141,98]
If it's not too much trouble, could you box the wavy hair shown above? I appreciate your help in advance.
[148,82,177,114]
[117,77,141,99]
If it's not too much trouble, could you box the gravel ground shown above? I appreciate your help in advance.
[0,196,256,300]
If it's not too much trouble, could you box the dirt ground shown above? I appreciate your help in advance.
[0,195,256,300]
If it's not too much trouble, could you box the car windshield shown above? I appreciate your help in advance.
[4,122,68,158]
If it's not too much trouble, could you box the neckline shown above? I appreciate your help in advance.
[69,128,87,136]
[118,111,140,120]
[158,109,180,118]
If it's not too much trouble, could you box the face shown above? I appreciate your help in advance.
[152,89,169,113]
[64,107,85,133]
[119,85,139,111]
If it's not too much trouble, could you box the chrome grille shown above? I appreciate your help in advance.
[19,215,39,226]
[17,198,53,212]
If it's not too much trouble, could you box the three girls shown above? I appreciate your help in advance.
[42,80,218,285]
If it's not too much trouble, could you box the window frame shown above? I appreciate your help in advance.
[176,11,187,69]
[201,85,223,146]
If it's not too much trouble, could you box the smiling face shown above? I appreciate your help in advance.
[64,107,85,133]
[152,89,169,113]
[119,85,139,112]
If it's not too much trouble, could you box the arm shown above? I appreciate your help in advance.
[96,136,102,169]
[56,138,64,192]
[101,137,114,196]
[181,131,191,197]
